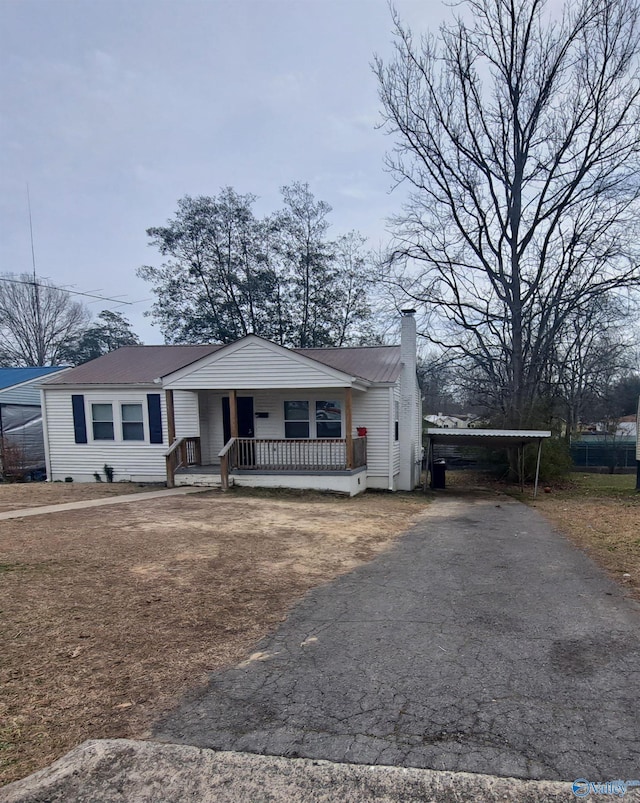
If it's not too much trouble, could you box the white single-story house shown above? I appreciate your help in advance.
[0,366,67,478]
[39,312,422,495]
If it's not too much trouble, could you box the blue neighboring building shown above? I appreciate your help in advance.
[0,367,68,478]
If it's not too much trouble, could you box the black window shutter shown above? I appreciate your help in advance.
[71,395,87,444]
[147,394,163,444]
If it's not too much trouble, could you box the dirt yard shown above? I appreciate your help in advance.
[0,481,153,512]
[0,485,429,786]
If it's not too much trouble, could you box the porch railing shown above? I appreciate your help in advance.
[219,436,367,490]
[165,436,201,488]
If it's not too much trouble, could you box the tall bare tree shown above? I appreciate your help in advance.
[375,0,640,427]
[0,273,89,366]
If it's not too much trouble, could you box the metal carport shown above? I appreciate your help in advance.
[425,428,552,498]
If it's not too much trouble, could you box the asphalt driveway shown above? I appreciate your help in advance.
[155,493,640,782]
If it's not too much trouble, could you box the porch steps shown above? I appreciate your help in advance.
[174,465,228,489]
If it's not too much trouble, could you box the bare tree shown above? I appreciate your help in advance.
[375,0,640,427]
[0,273,89,366]
[549,297,636,436]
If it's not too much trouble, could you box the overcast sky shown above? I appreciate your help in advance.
[0,0,446,343]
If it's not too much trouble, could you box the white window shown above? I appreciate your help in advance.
[284,400,343,439]
[92,403,114,440]
[284,401,309,438]
[315,400,342,438]
[121,403,144,441]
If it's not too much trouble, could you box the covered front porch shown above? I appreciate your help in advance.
[164,387,368,495]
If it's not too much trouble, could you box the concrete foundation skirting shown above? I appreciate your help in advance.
[175,467,368,495]
[232,467,367,496]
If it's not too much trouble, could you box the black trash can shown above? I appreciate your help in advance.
[431,459,446,489]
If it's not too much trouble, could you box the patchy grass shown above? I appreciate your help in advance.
[0,486,429,786]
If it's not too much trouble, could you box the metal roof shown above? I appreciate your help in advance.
[295,346,401,384]
[41,345,223,385]
[41,342,402,387]
[0,366,65,391]
[426,428,552,446]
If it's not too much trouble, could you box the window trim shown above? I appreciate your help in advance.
[91,402,114,441]
[121,402,145,442]
[284,400,310,439]
[84,397,151,444]
[283,398,343,439]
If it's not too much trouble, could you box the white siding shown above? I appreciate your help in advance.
[199,391,225,462]
[165,340,352,390]
[173,390,200,438]
[353,386,393,486]
[43,388,168,483]
[196,387,394,482]
[199,389,352,460]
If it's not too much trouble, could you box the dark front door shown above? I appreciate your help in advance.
[222,396,254,443]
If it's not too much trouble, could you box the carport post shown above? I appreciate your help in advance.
[533,438,543,499]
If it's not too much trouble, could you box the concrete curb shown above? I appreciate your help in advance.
[0,487,208,521]
[0,738,596,803]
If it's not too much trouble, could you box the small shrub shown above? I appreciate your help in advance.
[93,472,103,482]
[525,438,573,483]
[103,464,114,483]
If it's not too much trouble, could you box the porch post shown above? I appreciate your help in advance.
[165,390,176,444]
[229,389,238,438]
[345,387,353,469]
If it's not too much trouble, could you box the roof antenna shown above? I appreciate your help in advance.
[26,183,43,364]
[27,183,37,278]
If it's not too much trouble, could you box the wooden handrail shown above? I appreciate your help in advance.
[165,436,201,488]
[218,437,237,491]
[164,439,183,458]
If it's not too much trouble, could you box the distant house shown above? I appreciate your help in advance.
[424,413,481,429]
[0,367,67,478]
[616,414,638,440]
[577,415,637,440]
[39,313,422,495]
